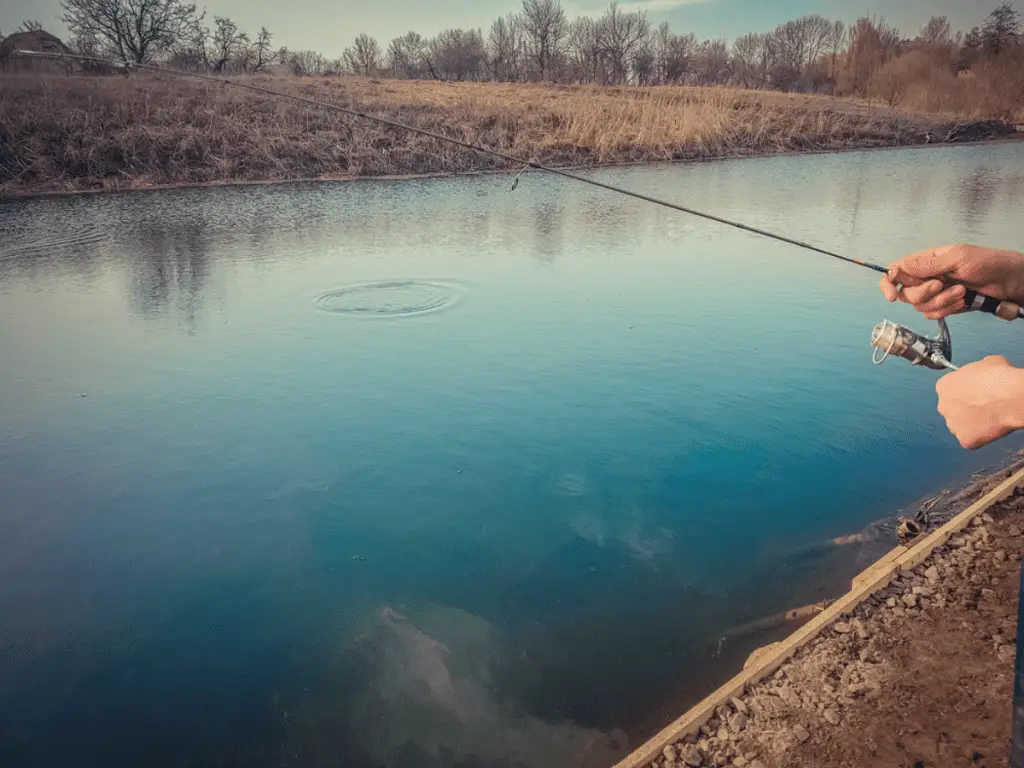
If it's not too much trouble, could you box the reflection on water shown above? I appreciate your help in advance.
[1,142,1024,768]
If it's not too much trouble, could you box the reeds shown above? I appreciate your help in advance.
[0,74,979,196]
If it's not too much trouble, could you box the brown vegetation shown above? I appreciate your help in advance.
[1,73,1002,197]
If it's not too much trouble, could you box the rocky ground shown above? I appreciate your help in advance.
[647,486,1024,768]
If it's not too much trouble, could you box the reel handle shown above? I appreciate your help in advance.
[964,290,1022,321]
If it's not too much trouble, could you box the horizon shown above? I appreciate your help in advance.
[0,0,1015,60]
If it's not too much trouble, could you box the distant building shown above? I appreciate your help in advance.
[0,30,72,73]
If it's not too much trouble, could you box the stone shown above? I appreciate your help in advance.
[848,682,871,696]
[982,512,995,524]
[823,708,841,725]
[982,588,998,600]
[733,758,749,768]
[853,619,871,640]
[749,762,767,768]
[1009,524,1022,537]
[999,645,1017,663]
[886,597,897,608]
[663,745,678,763]
[925,565,941,584]
[994,634,1007,646]
[902,593,919,608]
[833,622,853,634]
[995,550,1008,563]
[731,697,749,716]
[792,724,811,743]
[777,687,801,708]
[730,713,749,732]
[822,683,836,697]
[681,744,703,767]
[913,586,934,597]
[717,727,730,742]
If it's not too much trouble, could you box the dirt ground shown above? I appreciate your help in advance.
[647,486,1024,768]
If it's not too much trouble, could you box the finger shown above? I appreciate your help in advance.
[886,264,930,289]
[900,279,947,307]
[880,275,900,302]
[918,284,967,315]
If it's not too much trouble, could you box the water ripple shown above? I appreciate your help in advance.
[315,280,460,317]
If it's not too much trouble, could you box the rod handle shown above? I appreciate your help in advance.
[964,290,1022,321]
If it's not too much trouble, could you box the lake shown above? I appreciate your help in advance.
[2,141,1024,768]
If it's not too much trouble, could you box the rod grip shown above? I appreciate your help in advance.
[964,290,1021,321]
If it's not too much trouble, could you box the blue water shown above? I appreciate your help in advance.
[2,142,1024,768]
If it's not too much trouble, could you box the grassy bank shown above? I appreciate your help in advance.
[0,74,1018,198]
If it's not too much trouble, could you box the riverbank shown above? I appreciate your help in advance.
[623,457,1024,768]
[1,74,1019,199]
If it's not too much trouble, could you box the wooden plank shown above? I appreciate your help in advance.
[613,466,1024,768]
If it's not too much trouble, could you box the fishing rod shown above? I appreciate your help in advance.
[14,49,1023,371]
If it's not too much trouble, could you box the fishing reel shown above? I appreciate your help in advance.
[871,318,957,371]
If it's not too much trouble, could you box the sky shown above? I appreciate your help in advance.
[0,0,1012,58]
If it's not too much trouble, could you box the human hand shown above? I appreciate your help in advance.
[935,355,1024,449]
[879,244,1024,320]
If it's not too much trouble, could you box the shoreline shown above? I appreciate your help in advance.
[618,453,1024,768]
[2,134,1022,203]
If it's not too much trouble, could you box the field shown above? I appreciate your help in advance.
[0,74,1015,198]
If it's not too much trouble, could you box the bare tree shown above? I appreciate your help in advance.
[249,27,277,73]
[19,20,45,32]
[565,16,601,83]
[596,1,650,85]
[844,16,901,99]
[520,0,567,81]
[426,28,485,81]
[486,14,524,82]
[825,20,845,86]
[767,14,832,90]
[343,33,382,76]
[289,49,327,76]
[210,16,248,72]
[654,22,695,84]
[920,16,952,45]
[731,32,770,88]
[387,31,428,79]
[692,39,731,85]
[60,0,203,63]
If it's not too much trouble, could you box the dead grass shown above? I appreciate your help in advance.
[0,74,1000,197]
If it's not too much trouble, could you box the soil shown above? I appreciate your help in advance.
[647,487,1024,768]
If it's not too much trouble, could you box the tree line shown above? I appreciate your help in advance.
[5,0,1022,108]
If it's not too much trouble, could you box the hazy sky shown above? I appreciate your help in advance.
[1,0,1011,58]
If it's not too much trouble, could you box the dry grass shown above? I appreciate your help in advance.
[0,74,1004,197]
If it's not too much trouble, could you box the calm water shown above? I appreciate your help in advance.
[2,142,1024,768]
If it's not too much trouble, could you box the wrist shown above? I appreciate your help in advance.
[1002,367,1024,432]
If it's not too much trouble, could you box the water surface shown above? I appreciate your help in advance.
[2,142,1024,768]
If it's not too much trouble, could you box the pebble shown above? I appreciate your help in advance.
[663,745,678,763]
[733,758,749,768]
[749,762,766,768]
[833,622,853,634]
[982,588,998,600]
[995,550,1008,563]
[902,594,919,608]
[853,619,871,640]
[824,708,841,725]
[730,712,749,732]
[792,724,810,743]
[731,697,749,716]
[886,597,897,608]
[681,744,703,767]
[925,566,941,584]
[913,585,934,597]
[999,645,1017,662]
